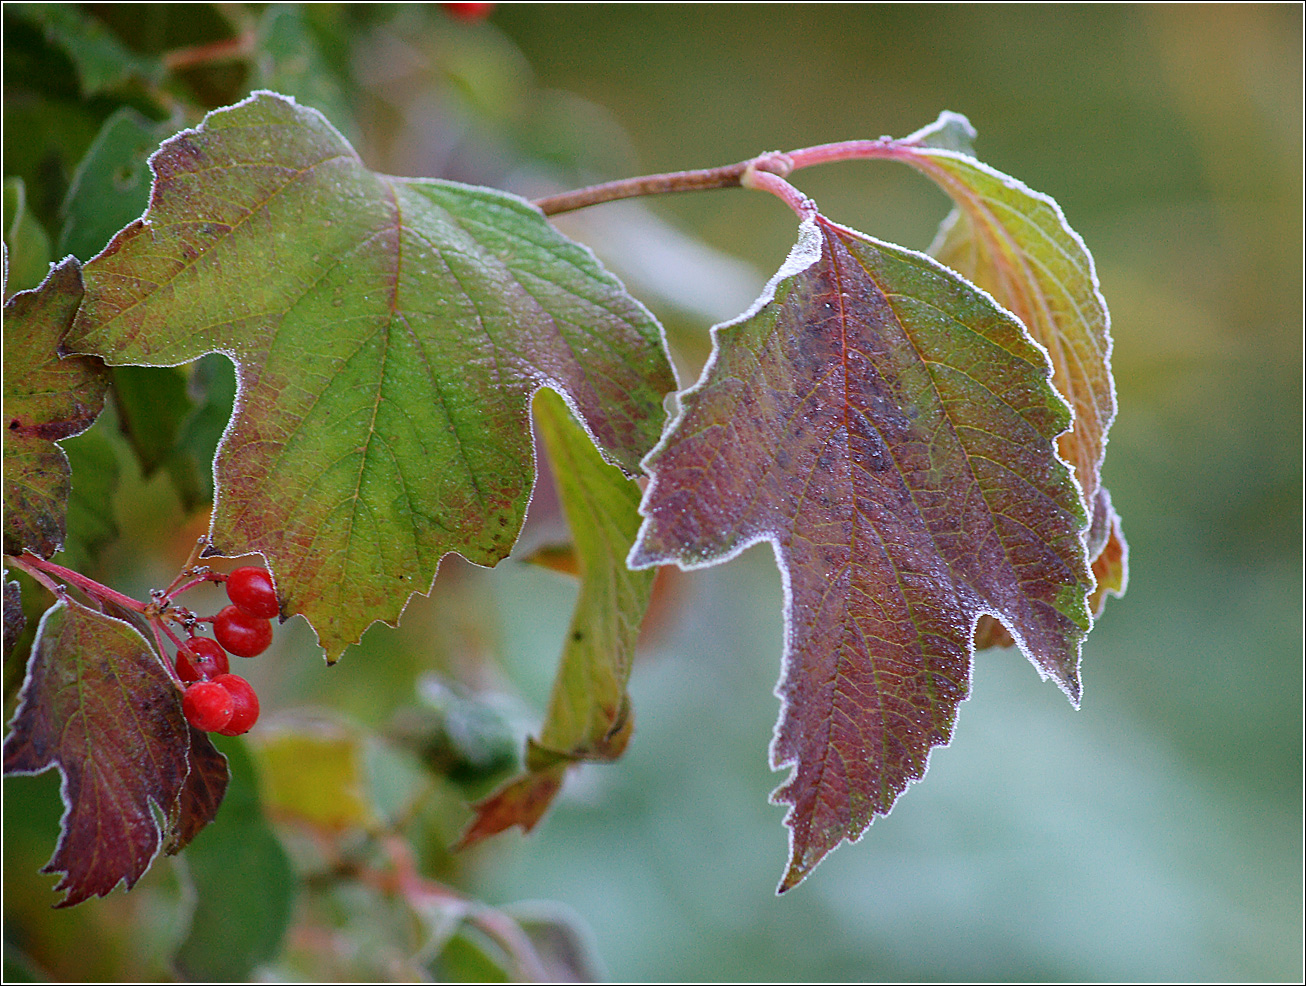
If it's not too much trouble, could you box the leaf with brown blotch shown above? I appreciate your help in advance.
[460,389,652,847]
[66,91,675,661]
[895,112,1126,603]
[2,598,198,907]
[2,258,109,558]
[630,214,1094,892]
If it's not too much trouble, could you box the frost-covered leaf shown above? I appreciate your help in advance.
[461,389,652,845]
[631,215,1093,891]
[57,107,179,262]
[896,114,1125,583]
[3,577,25,663]
[3,259,109,558]
[252,5,359,144]
[68,91,675,659]
[1,597,193,907]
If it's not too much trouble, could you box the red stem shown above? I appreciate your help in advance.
[9,553,148,613]
[531,139,919,217]
[740,167,817,221]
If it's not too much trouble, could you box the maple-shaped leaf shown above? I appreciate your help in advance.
[460,389,653,846]
[3,258,110,558]
[630,215,1094,892]
[2,597,196,906]
[66,91,675,659]
[895,113,1126,595]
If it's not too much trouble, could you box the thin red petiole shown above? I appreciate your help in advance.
[740,167,818,222]
[9,553,148,613]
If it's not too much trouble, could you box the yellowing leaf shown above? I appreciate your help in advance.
[460,389,653,846]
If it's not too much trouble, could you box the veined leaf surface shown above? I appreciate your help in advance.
[67,92,675,659]
[2,258,109,558]
[631,215,1093,891]
[897,113,1125,591]
[2,598,195,906]
[460,389,653,845]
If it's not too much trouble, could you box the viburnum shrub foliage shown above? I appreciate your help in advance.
[3,0,1126,950]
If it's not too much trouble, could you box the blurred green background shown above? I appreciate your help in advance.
[4,4,1301,981]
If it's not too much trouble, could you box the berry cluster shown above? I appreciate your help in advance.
[177,566,278,736]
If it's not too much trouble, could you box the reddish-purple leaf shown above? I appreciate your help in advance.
[630,215,1094,892]
[2,259,109,558]
[2,598,196,906]
[164,727,230,856]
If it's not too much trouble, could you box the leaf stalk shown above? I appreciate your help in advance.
[532,139,910,216]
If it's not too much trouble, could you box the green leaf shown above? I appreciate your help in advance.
[172,353,238,508]
[3,176,53,296]
[630,215,1093,892]
[461,389,654,845]
[1,598,192,907]
[68,91,675,660]
[57,107,180,262]
[174,735,293,981]
[2,258,109,558]
[59,423,121,571]
[10,2,161,97]
[108,365,193,475]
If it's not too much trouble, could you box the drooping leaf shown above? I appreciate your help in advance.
[2,258,109,558]
[68,91,675,659]
[174,735,293,981]
[4,175,53,296]
[460,389,652,845]
[1,597,192,907]
[1087,487,1128,614]
[57,107,180,262]
[163,727,229,856]
[895,113,1126,580]
[630,215,1093,892]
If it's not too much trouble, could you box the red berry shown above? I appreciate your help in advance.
[225,566,280,619]
[213,605,273,658]
[443,2,494,21]
[176,636,229,683]
[183,681,234,732]
[212,673,260,736]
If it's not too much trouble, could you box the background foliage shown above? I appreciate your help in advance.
[4,4,1301,981]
